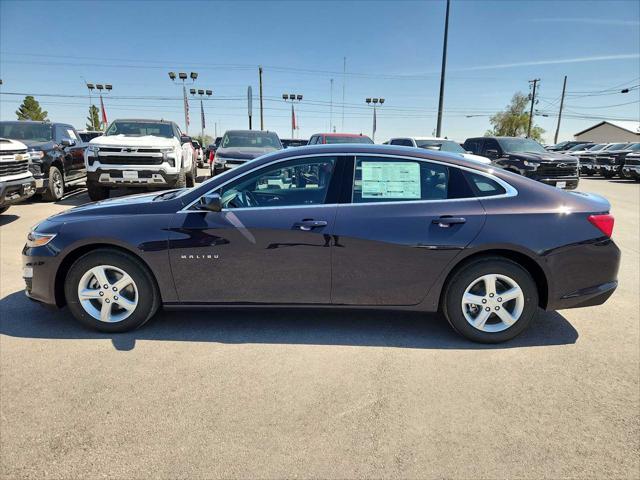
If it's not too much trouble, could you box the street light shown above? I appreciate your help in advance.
[365,97,385,142]
[191,88,213,142]
[169,70,199,134]
[86,81,112,130]
[282,93,303,139]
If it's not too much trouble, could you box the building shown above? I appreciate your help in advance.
[574,121,640,143]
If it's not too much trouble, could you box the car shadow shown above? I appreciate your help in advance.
[0,214,19,226]
[0,290,579,352]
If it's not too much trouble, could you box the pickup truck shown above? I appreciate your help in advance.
[85,119,196,201]
[0,138,36,213]
[0,121,86,201]
[463,136,579,189]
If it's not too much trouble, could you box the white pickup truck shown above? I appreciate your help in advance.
[85,119,196,201]
[0,138,36,214]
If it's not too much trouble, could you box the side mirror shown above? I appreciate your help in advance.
[485,149,499,159]
[181,135,192,145]
[198,192,222,212]
[61,138,74,147]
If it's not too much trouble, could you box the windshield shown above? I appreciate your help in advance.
[497,138,546,153]
[416,139,465,153]
[605,143,628,150]
[586,144,606,151]
[0,122,53,142]
[567,143,593,151]
[105,121,174,138]
[221,131,282,149]
[325,135,374,144]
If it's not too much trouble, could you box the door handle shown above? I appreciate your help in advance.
[293,220,328,231]
[432,216,466,228]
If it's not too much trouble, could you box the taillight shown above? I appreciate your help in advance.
[588,214,614,238]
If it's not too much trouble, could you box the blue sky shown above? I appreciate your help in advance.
[1,0,638,143]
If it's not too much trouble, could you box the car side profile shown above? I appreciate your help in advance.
[23,144,620,343]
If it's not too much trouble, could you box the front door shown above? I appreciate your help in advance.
[331,155,486,306]
[169,155,343,304]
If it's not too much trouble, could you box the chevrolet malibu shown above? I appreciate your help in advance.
[23,144,620,343]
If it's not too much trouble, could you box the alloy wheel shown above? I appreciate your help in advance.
[461,274,524,333]
[77,265,138,323]
[52,170,63,198]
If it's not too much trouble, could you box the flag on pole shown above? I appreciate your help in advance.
[200,99,205,130]
[100,95,108,126]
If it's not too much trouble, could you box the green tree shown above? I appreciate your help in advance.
[192,134,213,146]
[86,105,101,131]
[15,95,48,121]
[485,92,545,141]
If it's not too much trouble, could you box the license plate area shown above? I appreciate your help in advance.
[556,181,567,189]
[122,171,138,180]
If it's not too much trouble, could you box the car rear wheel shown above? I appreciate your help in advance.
[64,249,160,332]
[442,256,538,343]
[42,166,64,201]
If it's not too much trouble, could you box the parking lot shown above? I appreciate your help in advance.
[0,174,638,478]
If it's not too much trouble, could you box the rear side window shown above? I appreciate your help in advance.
[352,157,449,202]
[464,171,507,197]
[390,138,413,146]
[464,138,482,154]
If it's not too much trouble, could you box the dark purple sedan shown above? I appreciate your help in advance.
[23,144,620,343]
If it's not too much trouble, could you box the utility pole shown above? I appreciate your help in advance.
[527,78,540,138]
[259,66,264,130]
[554,75,567,144]
[342,57,346,131]
[436,0,450,138]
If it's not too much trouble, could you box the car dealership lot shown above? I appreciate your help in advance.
[1,174,638,478]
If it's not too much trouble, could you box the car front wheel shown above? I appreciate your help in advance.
[442,256,538,343]
[64,249,160,332]
[42,166,64,201]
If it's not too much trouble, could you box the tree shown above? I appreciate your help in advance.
[16,96,48,121]
[485,92,545,141]
[86,105,101,131]
[192,134,213,146]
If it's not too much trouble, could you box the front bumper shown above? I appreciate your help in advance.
[622,165,640,175]
[0,177,36,207]
[88,169,179,187]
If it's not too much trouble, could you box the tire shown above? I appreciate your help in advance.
[42,166,64,201]
[0,206,9,214]
[442,256,539,343]
[87,181,110,201]
[186,162,195,187]
[64,249,160,333]
[174,169,186,188]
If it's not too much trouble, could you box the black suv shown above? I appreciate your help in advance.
[0,121,86,201]
[463,136,579,189]
[594,143,639,178]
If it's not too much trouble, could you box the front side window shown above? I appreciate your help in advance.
[219,156,337,209]
[352,156,449,203]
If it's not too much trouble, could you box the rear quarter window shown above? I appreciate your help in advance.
[464,171,507,197]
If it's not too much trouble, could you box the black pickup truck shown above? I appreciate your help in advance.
[463,136,579,190]
[0,121,86,201]
[594,143,640,178]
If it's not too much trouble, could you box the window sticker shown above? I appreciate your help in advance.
[361,161,421,199]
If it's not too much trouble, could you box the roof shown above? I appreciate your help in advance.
[313,133,371,137]
[574,121,640,137]
[113,119,175,124]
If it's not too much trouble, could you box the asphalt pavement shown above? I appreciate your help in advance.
[1,174,638,479]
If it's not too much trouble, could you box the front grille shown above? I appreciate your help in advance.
[0,149,27,156]
[0,159,29,176]
[537,163,577,177]
[98,147,163,153]
[578,156,595,165]
[595,156,615,165]
[625,158,640,166]
[98,155,163,165]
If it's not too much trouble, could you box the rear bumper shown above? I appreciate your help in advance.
[88,169,179,188]
[0,177,36,207]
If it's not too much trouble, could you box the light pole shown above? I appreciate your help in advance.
[86,83,112,130]
[365,97,384,142]
[190,88,212,142]
[282,93,303,139]
[168,71,198,134]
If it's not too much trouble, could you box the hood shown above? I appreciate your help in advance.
[216,146,279,160]
[461,152,491,164]
[91,135,176,148]
[0,138,28,151]
[507,151,577,163]
[22,139,56,150]
[46,191,176,222]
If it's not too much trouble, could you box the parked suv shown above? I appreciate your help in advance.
[211,130,282,176]
[463,136,579,189]
[85,119,196,201]
[0,138,36,213]
[388,137,491,164]
[0,121,86,201]
[594,143,639,178]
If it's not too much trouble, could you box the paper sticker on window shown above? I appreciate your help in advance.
[361,161,421,199]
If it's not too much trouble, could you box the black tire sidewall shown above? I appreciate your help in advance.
[43,166,64,201]
[64,249,158,333]
[443,257,539,343]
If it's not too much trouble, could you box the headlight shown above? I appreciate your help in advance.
[523,160,540,168]
[87,145,100,154]
[29,150,44,161]
[159,147,175,154]
[214,154,226,165]
[26,231,57,248]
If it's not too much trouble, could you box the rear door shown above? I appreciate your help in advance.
[331,155,486,306]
